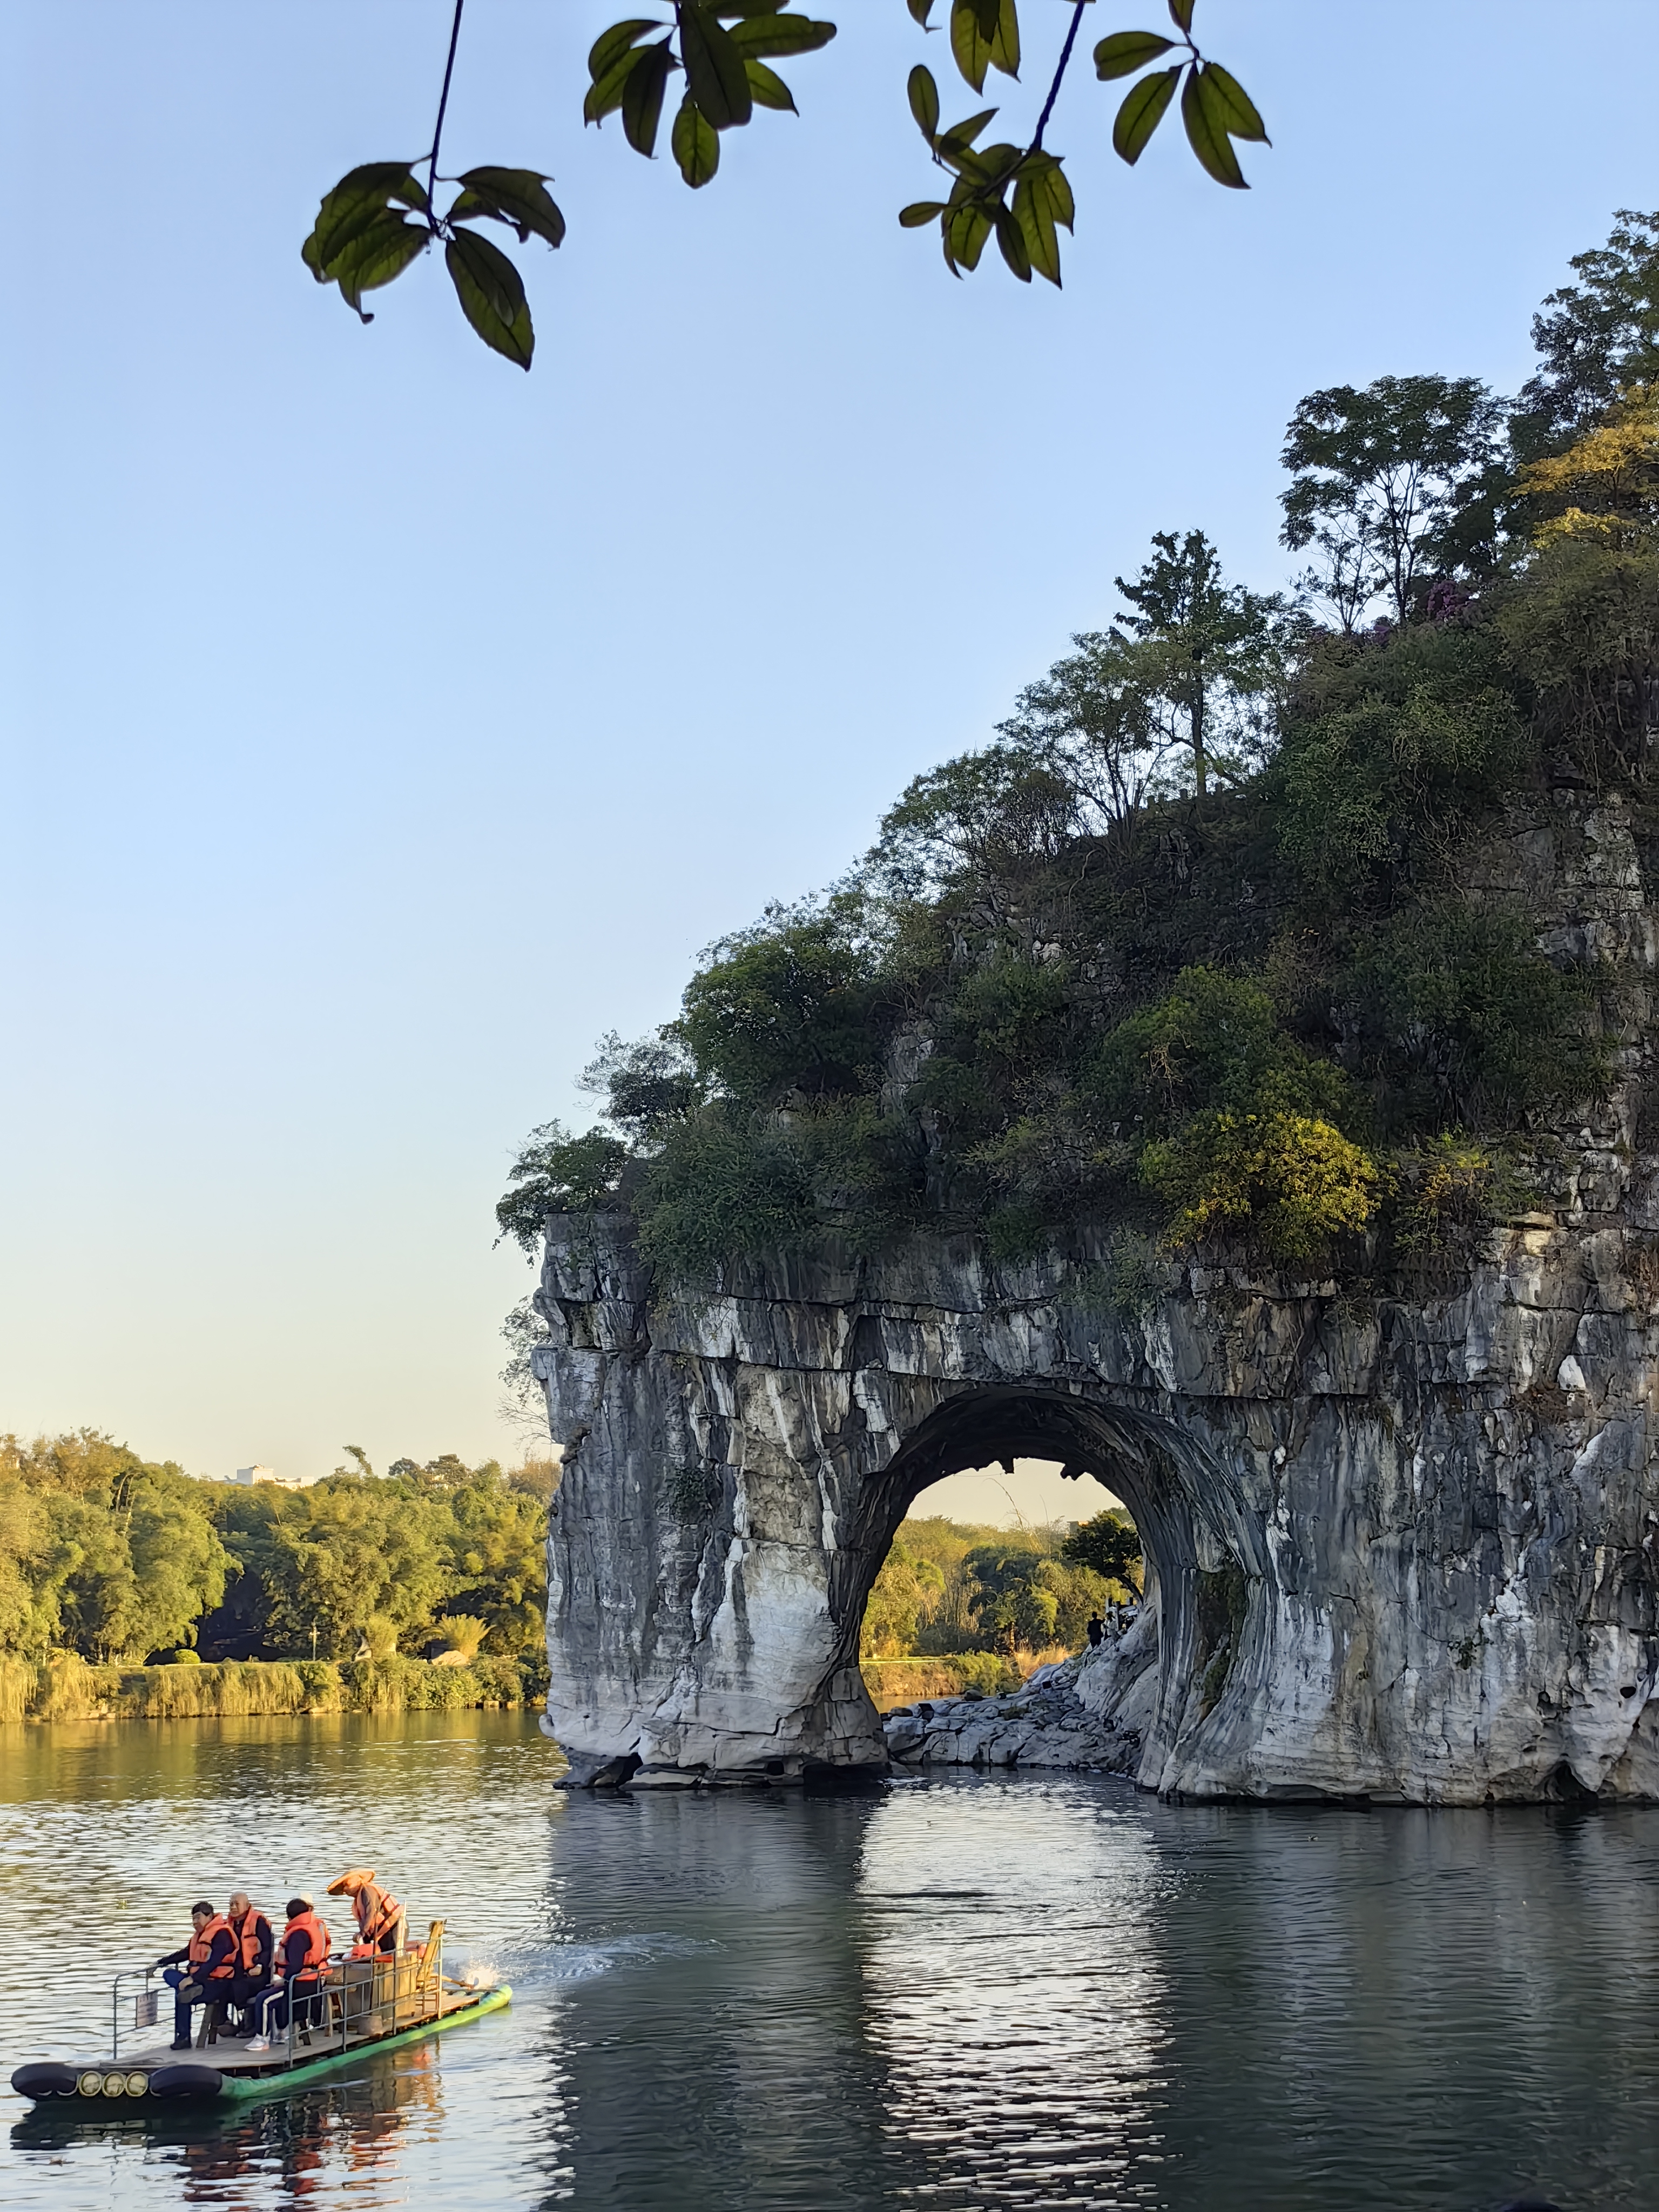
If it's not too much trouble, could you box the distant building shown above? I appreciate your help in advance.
[231,1465,314,1491]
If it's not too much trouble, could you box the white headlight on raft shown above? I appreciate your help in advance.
[77,2071,104,2096]
[101,2073,127,2096]
[125,2072,149,2095]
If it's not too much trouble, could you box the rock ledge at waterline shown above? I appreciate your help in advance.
[534,803,1659,1806]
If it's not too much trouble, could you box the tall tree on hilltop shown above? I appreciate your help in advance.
[1513,210,1659,459]
[1112,530,1290,798]
[1279,375,1508,629]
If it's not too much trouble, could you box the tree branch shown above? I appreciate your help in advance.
[1031,0,1089,154]
[428,0,467,207]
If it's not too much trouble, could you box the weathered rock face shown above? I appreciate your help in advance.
[535,794,1659,1803]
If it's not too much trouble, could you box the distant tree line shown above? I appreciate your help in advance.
[499,207,1659,1286]
[861,1506,1141,1662]
[0,1431,553,1668]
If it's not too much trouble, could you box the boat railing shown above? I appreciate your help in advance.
[271,1920,448,2066]
[106,1921,450,2067]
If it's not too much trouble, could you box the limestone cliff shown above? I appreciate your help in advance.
[535,794,1659,1803]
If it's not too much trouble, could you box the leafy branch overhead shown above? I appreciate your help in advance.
[306,0,1264,362]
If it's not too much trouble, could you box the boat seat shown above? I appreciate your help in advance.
[195,1999,232,2049]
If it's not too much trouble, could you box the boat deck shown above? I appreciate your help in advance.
[73,1985,491,2079]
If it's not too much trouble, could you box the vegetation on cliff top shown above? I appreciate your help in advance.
[502,211,1659,1284]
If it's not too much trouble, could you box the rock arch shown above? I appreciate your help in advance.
[532,1190,1659,1803]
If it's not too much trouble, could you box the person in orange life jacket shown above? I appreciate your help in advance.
[220,1890,275,2034]
[327,1867,406,1957]
[247,1897,332,2051]
[156,1900,235,2049]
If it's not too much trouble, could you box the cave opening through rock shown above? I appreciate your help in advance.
[834,1385,1263,1785]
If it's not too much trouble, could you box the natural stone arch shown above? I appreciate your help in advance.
[834,1385,1262,1795]
[534,1193,1659,1804]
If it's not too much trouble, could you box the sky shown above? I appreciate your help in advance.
[3,3,1658,1489]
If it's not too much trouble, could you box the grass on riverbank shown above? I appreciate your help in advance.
[0,1650,549,1724]
[860,1645,1074,1712]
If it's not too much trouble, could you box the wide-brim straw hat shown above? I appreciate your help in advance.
[327,1867,375,1894]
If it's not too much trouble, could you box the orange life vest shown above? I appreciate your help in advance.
[187,1913,234,1981]
[280,1908,332,1982]
[228,1908,271,1975]
[355,1883,402,1946]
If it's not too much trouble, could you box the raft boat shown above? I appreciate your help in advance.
[9,1921,511,2110]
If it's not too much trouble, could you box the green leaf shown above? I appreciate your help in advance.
[949,0,1019,93]
[622,42,676,154]
[304,163,427,280]
[586,44,649,125]
[1112,65,1181,163]
[672,95,721,185]
[325,212,428,319]
[993,202,1031,282]
[1181,63,1246,187]
[679,5,752,129]
[1167,0,1195,28]
[1199,60,1269,143]
[934,106,998,165]
[448,168,566,249]
[726,13,836,57]
[899,199,947,227]
[587,18,663,82]
[942,198,993,274]
[444,230,534,367]
[907,0,935,23]
[908,63,941,143]
[1092,30,1176,79]
[1012,150,1071,286]
[743,58,795,110]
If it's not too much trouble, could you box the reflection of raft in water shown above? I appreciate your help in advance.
[10,1924,511,2110]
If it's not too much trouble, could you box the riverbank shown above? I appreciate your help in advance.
[0,1650,547,1724]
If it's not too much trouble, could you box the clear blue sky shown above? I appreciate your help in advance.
[3,3,1656,1482]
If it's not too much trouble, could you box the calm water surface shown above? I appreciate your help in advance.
[1,1711,1655,2209]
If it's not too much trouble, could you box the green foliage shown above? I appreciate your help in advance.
[1142,1110,1381,1263]
[1060,1507,1144,1592]
[0,1436,552,1669]
[1514,209,1659,456]
[677,906,878,1105]
[862,1513,1118,1662]
[497,237,1654,1286]
[1273,628,1533,899]
[1333,899,1609,1136]
[312,2,1261,361]
[1280,374,1509,628]
[1086,966,1354,1138]
[496,1122,630,1253]
[634,1106,815,1279]
[1112,530,1294,794]
[0,1431,228,1663]
[859,1532,947,1657]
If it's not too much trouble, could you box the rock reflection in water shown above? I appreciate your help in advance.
[858,1778,1168,2207]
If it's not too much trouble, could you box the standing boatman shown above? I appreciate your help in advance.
[327,1867,406,1957]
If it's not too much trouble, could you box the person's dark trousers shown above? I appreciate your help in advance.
[221,1973,269,2032]
[257,1981,323,2041]
[164,1967,226,2044]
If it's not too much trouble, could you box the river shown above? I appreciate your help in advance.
[1,1711,1655,2209]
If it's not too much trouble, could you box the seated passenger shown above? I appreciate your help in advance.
[328,1867,406,1957]
[156,1900,235,2049]
[247,1896,332,2052]
[223,1890,275,2033]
